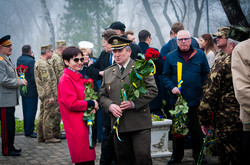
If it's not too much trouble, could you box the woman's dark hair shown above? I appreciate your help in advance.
[62,46,83,66]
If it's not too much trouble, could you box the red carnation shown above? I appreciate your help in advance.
[144,48,160,61]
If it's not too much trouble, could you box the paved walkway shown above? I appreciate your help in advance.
[0,134,218,165]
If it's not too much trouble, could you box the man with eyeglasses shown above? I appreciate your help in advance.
[162,30,210,164]
[211,27,230,67]
[34,45,61,144]
[0,35,27,156]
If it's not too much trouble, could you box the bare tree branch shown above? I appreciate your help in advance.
[162,0,172,26]
[40,0,55,48]
[142,0,165,45]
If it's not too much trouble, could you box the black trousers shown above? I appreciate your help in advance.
[242,131,250,165]
[99,126,117,165]
[171,106,203,160]
[0,107,15,155]
[113,129,152,165]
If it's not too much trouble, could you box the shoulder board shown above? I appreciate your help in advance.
[105,63,117,70]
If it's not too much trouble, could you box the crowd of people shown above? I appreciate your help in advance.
[0,21,249,165]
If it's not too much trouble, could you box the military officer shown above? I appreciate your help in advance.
[198,27,247,164]
[99,35,158,165]
[34,45,61,143]
[48,40,67,139]
[0,35,27,156]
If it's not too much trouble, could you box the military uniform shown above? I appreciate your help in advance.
[34,46,59,142]
[198,54,243,164]
[48,40,66,138]
[0,35,24,156]
[99,36,158,165]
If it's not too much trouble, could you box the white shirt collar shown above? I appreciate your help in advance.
[117,58,130,69]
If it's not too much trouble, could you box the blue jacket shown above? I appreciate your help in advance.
[162,46,210,106]
[16,54,38,97]
[160,37,200,58]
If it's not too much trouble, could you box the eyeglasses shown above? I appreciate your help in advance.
[177,38,190,42]
[73,58,84,63]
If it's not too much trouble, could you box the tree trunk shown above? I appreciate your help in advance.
[193,0,205,37]
[40,0,56,48]
[220,0,249,27]
[142,0,165,46]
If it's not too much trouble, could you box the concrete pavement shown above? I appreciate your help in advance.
[0,134,218,165]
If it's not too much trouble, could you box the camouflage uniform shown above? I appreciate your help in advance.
[198,54,243,164]
[211,50,227,69]
[34,57,58,141]
[48,51,65,137]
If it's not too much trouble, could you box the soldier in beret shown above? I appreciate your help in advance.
[199,26,250,164]
[0,35,27,156]
[99,35,158,165]
[48,40,67,140]
[34,45,61,143]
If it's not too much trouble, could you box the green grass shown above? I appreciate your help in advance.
[0,118,64,134]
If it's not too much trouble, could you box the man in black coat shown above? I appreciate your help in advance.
[86,29,118,165]
[16,45,38,138]
[106,21,142,59]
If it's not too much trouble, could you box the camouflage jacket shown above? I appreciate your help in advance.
[49,51,64,84]
[34,57,57,100]
[211,50,227,69]
[198,54,242,133]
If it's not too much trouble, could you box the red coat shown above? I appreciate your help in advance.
[58,68,95,163]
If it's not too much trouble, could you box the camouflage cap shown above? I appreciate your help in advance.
[227,26,250,42]
[213,27,230,37]
[108,35,131,50]
[56,40,66,47]
[41,44,53,53]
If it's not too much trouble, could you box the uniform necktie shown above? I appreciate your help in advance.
[120,67,125,75]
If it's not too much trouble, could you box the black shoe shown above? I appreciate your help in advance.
[13,148,22,153]
[55,134,66,139]
[168,158,182,164]
[3,150,21,156]
[26,133,37,138]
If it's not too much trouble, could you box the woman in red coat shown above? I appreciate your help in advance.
[58,46,99,165]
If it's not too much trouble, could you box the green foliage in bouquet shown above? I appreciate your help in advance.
[120,53,156,101]
[82,79,98,123]
[169,95,189,137]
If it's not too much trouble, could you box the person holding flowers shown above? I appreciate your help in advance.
[162,30,210,164]
[0,35,27,156]
[57,46,99,165]
[16,45,38,139]
[99,35,158,165]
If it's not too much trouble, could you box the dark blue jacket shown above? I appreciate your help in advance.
[16,54,38,97]
[162,46,210,106]
[160,37,200,58]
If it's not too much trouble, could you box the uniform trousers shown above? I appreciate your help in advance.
[22,97,38,136]
[217,130,242,165]
[113,128,152,165]
[0,107,15,155]
[37,99,58,141]
[171,106,203,160]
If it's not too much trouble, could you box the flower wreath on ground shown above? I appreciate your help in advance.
[109,48,160,142]
[82,78,98,149]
